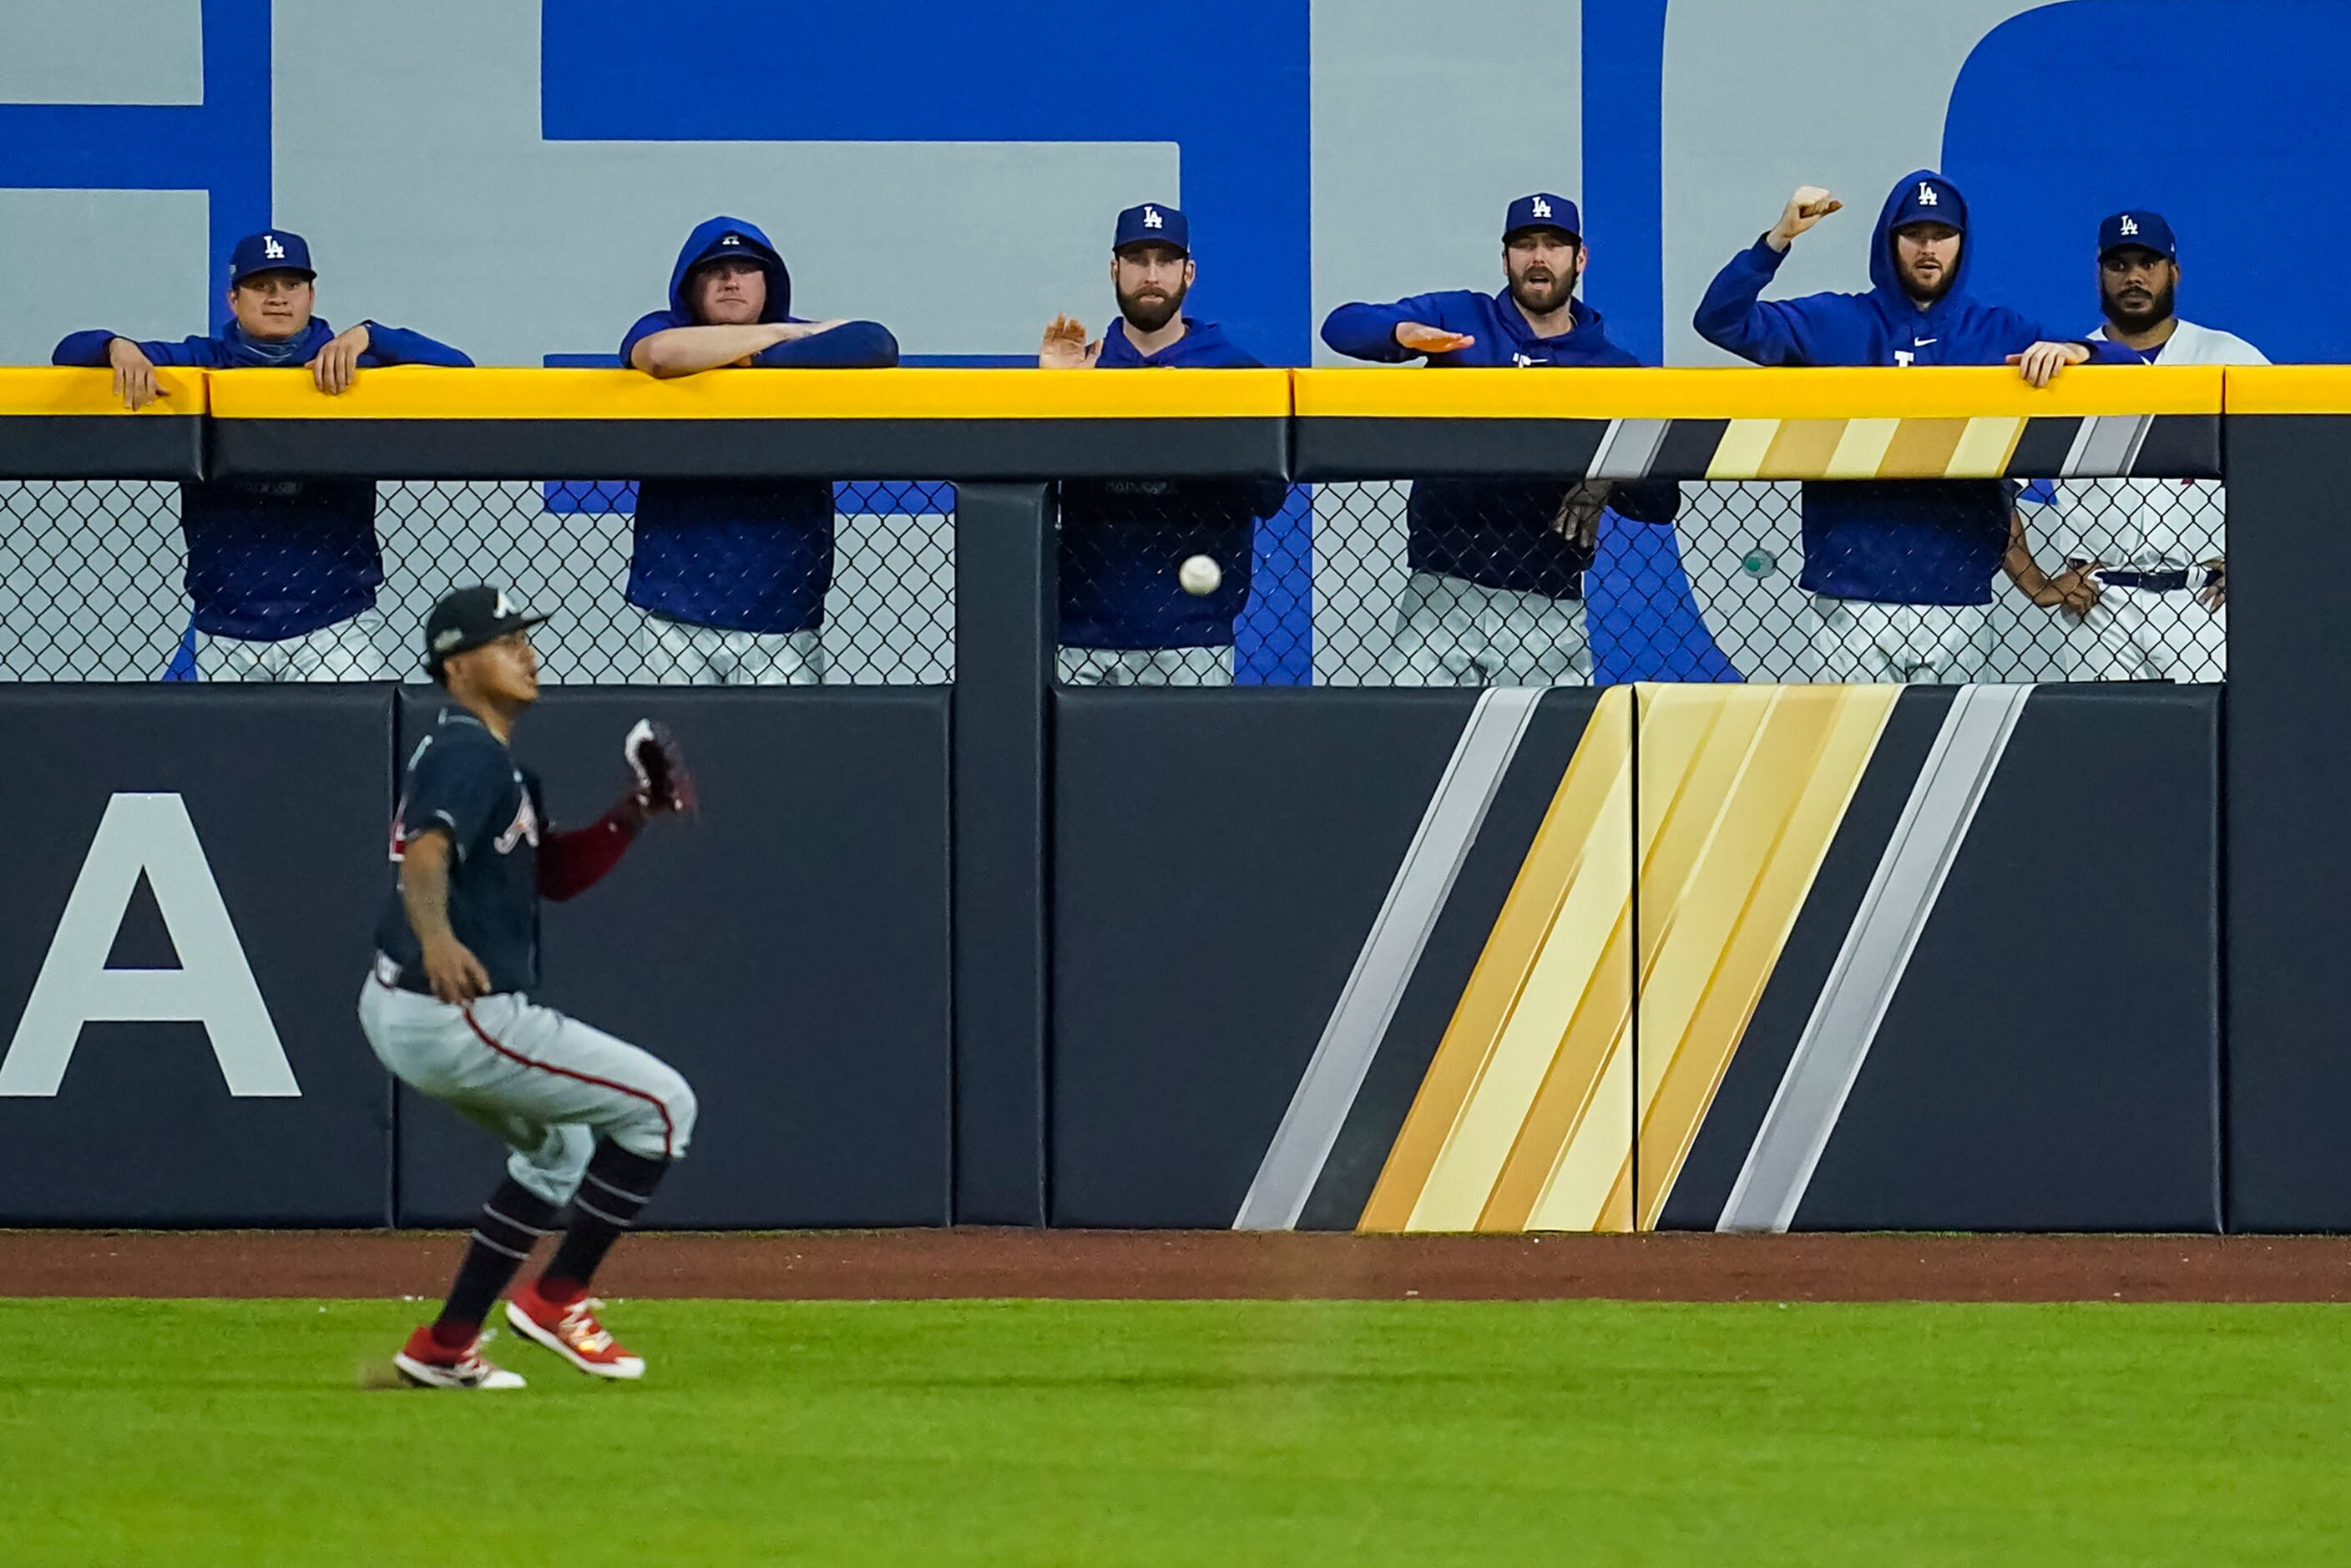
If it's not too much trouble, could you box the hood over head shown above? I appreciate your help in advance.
[1869,169,1971,303]
[670,216,791,321]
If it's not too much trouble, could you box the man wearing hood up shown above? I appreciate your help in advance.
[1039,202,1287,685]
[620,217,899,684]
[1694,170,2131,683]
[53,230,473,680]
[1322,194,1681,686]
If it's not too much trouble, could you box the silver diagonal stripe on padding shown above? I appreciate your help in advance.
[1716,684,2033,1234]
[2062,413,2153,477]
[1233,686,1544,1231]
[1590,418,1671,480]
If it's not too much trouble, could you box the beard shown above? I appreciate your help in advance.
[1117,276,1188,333]
[2103,278,2175,333]
[1898,262,1957,304]
[1506,260,1580,316]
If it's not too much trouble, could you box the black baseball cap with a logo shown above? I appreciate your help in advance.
[422,585,549,678]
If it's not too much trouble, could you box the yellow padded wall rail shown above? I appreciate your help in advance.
[0,368,209,416]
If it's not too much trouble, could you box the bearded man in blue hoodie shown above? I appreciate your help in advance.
[1039,203,1287,685]
[53,230,473,680]
[1322,195,1681,686]
[1694,171,2124,683]
[621,217,899,685]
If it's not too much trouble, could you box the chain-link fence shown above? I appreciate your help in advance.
[0,478,956,683]
[1062,476,2227,686]
[3,470,2225,687]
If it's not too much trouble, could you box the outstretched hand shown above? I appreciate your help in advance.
[1039,314,1100,369]
[1395,322,1475,356]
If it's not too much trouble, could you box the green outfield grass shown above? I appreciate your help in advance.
[0,1297,2343,1565]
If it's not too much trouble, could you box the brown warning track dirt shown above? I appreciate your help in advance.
[5,1229,2351,1302]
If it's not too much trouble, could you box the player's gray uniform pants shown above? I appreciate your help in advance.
[1057,646,1236,685]
[2073,580,2227,681]
[198,609,393,681]
[1807,596,1990,684]
[358,958,698,1206]
[639,609,826,685]
[1386,571,1592,687]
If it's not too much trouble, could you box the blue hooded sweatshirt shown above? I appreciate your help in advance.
[53,318,471,640]
[619,216,900,635]
[1321,291,1680,598]
[1059,316,1287,650]
[1692,169,2135,605]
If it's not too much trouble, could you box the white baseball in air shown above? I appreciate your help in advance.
[1178,554,1222,596]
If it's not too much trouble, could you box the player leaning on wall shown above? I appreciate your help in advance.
[1040,203,1288,686]
[1322,193,1681,688]
[1693,171,2135,684]
[621,216,900,685]
[2030,211,2265,682]
[52,230,473,681]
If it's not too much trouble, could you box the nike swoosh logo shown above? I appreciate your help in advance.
[1914,337,1937,346]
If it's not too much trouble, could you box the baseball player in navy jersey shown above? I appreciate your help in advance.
[1039,203,1287,685]
[362,585,697,1390]
[622,217,899,685]
[1322,195,1681,685]
[1694,173,2130,682]
[51,230,472,680]
[2041,211,2263,680]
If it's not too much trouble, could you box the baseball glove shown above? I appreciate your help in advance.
[624,719,696,815]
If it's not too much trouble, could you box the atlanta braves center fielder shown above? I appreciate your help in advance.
[2044,210,2264,680]
[361,585,696,1390]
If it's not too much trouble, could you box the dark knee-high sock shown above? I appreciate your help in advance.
[431,1177,559,1348]
[539,1142,670,1302]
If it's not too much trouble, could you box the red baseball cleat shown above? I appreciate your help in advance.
[392,1324,527,1390]
[504,1283,646,1380]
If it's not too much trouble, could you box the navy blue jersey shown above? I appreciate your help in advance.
[1322,292,1677,599]
[1059,318,1282,649]
[375,710,544,995]
[1691,169,2135,605]
[619,216,899,635]
[53,319,471,640]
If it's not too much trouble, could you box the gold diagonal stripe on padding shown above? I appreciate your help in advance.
[1631,685,1898,1230]
[1877,417,1969,476]
[1360,686,1633,1233]
[1947,415,2025,476]
[1823,417,1901,478]
[1757,420,1848,478]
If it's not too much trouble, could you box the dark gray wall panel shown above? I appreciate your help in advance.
[1797,685,2222,1232]
[1051,689,1477,1227]
[2225,414,2351,1230]
[0,687,393,1224]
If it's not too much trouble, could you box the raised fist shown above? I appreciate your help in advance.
[1768,186,1843,250]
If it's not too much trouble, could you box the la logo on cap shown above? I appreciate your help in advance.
[2121,215,2141,235]
[262,234,286,259]
[1142,206,1163,230]
[721,233,741,245]
[494,589,514,616]
[1532,195,1553,218]
[1915,182,1939,206]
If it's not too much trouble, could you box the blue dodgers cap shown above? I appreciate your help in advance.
[1113,202,1189,255]
[1504,193,1581,241]
[1889,175,1965,232]
[228,230,315,286]
[2099,210,2177,260]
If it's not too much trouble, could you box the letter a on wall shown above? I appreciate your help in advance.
[0,793,298,1097]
